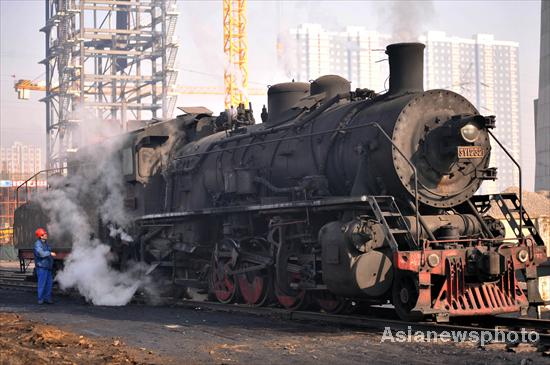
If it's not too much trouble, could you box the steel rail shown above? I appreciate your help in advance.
[2,270,549,343]
[167,299,550,341]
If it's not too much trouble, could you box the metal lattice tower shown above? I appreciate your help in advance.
[40,0,179,168]
[223,0,248,109]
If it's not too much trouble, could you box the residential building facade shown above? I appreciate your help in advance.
[0,141,42,180]
[0,142,43,237]
[288,24,390,92]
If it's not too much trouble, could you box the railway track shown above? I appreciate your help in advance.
[0,268,77,297]
[171,300,550,345]
[2,268,550,350]
[0,269,37,291]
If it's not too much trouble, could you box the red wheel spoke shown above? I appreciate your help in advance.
[210,246,239,304]
[237,263,272,306]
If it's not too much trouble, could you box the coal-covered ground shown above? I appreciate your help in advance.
[2,286,550,365]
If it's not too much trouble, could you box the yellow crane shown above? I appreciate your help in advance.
[13,80,264,100]
[223,0,248,109]
[0,227,13,243]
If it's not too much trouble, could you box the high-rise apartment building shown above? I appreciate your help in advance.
[420,31,521,194]
[535,1,550,191]
[0,142,43,240]
[331,27,390,92]
[288,24,389,92]
[288,24,331,83]
[0,142,42,180]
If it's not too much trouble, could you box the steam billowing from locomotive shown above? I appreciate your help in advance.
[27,115,149,306]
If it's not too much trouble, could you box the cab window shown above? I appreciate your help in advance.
[122,148,134,176]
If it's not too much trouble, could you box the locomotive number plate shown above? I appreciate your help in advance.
[457,146,484,159]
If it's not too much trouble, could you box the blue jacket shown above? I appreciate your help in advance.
[34,239,54,270]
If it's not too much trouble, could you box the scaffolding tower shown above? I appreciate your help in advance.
[40,0,179,168]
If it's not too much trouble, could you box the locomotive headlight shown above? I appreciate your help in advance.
[460,123,481,143]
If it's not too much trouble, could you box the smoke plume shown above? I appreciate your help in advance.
[377,1,435,42]
[34,107,149,306]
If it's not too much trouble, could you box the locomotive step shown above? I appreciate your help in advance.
[382,212,402,217]
[509,223,536,229]
[389,229,409,234]
[506,208,531,213]
[498,193,520,199]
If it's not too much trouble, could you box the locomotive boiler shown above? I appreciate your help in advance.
[15,42,548,321]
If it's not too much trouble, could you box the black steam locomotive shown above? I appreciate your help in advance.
[15,43,548,321]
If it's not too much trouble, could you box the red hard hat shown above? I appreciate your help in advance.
[35,228,47,238]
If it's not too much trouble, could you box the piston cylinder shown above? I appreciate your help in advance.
[320,221,393,298]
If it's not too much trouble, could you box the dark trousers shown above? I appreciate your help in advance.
[36,267,53,303]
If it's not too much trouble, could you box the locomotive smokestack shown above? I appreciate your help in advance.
[386,43,425,96]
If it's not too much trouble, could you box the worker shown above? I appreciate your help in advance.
[33,228,56,304]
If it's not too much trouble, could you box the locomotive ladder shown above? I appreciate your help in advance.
[492,193,544,246]
[367,196,417,251]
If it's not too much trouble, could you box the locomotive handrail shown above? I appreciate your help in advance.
[175,123,383,160]
[364,122,421,245]
[487,130,523,237]
[15,166,67,208]
[171,120,426,245]
[175,117,466,204]
[15,169,44,208]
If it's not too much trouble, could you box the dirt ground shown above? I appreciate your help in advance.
[0,312,169,365]
[2,290,550,365]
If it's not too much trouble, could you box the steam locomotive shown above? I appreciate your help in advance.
[15,43,548,321]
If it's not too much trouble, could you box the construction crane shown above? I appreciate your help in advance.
[13,80,265,100]
[13,79,49,99]
[0,227,13,242]
[223,0,248,109]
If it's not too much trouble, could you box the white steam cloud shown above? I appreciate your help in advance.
[35,106,149,306]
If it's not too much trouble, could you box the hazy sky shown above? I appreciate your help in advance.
[0,0,543,189]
